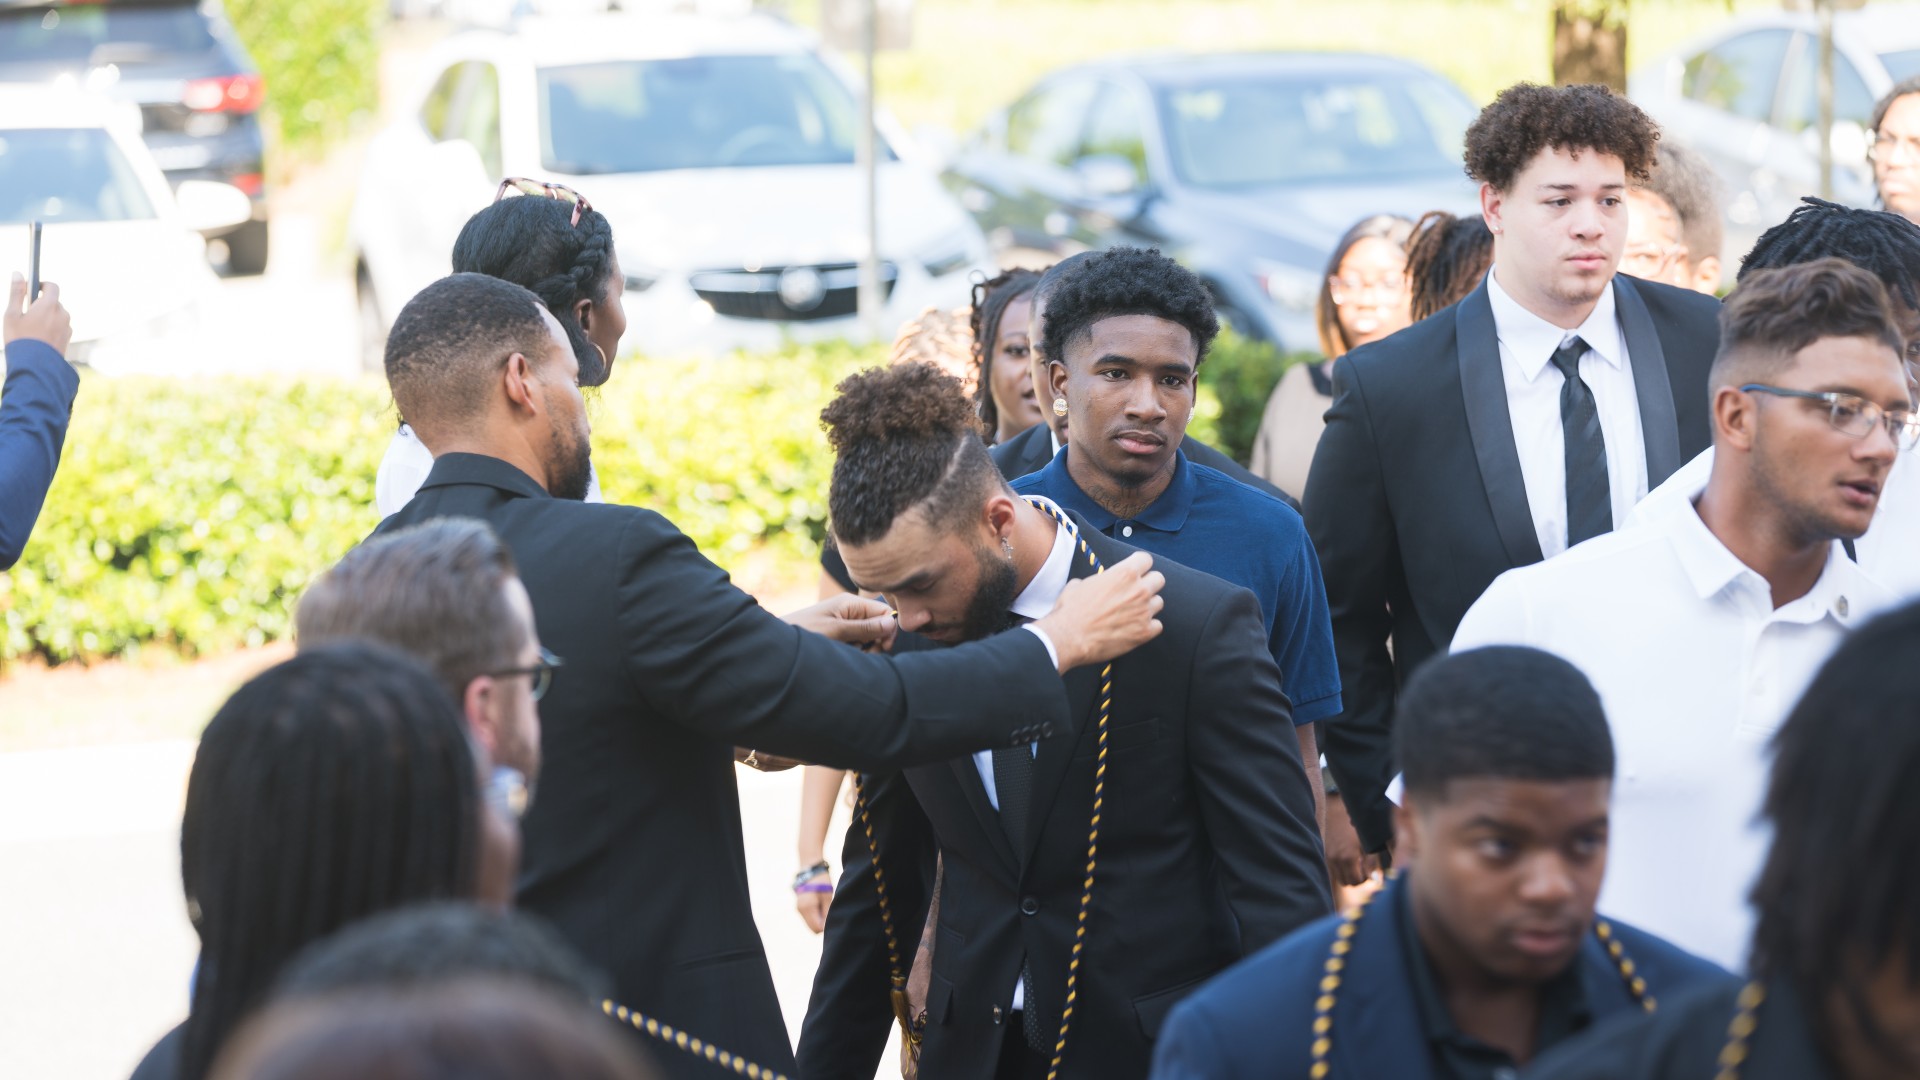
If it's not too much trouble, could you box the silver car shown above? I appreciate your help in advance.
[1630,3,1920,275]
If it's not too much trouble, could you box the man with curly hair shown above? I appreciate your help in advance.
[797,362,1329,1080]
[1303,83,1723,881]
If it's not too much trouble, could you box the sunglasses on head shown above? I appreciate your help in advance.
[494,177,593,227]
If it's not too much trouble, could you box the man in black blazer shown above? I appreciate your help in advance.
[798,363,1329,1080]
[1304,84,1722,878]
[371,273,1168,1080]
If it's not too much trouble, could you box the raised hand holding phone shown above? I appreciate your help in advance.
[5,272,72,355]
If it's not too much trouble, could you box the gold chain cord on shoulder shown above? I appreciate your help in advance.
[1713,981,1766,1080]
[1307,889,1657,1080]
[601,999,790,1080]
[849,771,921,1045]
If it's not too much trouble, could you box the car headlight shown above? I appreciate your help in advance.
[918,228,981,279]
[1254,261,1322,314]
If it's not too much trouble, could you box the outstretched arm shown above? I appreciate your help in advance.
[0,277,78,571]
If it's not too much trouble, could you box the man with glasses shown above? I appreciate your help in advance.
[1623,141,1723,295]
[1871,77,1920,226]
[1452,259,1910,971]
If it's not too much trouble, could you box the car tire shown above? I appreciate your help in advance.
[357,269,387,376]
[223,219,270,276]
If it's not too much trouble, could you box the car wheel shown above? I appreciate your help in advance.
[221,219,270,276]
[357,270,387,376]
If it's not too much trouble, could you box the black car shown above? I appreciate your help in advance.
[0,0,270,273]
[942,52,1480,349]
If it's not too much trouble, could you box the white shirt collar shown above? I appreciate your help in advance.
[1486,268,1628,382]
[1048,424,1063,459]
[1010,495,1075,622]
[1662,494,1867,627]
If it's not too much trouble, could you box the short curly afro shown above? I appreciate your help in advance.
[1039,246,1219,370]
[821,363,1004,545]
[1464,83,1659,193]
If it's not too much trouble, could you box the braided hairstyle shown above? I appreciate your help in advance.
[177,643,481,1080]
[453,196,618,386]
[1740,197,1920,319]
[968,268,1043,444]
[823,362,1002,546]
[1404,210,1494,322]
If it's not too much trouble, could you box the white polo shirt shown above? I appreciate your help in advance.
[1452,487,1892,971]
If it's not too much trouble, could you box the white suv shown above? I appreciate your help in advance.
[349,11,991,366]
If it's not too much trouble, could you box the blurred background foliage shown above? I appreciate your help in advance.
[0,338,1283,667]
[226,0,385,161]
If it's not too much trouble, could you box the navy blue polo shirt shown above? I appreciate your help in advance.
[1013,446,1342,725]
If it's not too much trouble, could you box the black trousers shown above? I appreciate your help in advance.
[995,1018,1049,1080]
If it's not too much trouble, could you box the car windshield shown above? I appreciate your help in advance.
[538,54,892,174]
[1159,73,1473,188]
[1881,49,1920,84]
[0,2,215,64]
[0,128,157,223]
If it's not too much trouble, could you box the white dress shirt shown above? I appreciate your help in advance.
[1487,271,1648,558]
[1452,481,1892,971]
[969,495,1073,1010]
[374,423,603,518]
[1630,445,1920,601]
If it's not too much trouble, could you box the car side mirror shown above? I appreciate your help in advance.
[1075,154,1142,199]
[175,180,253,232]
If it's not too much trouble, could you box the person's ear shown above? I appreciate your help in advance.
[573,296,594,333]
[502,352,543,416]
[1713,383,1759,452]
[1394,795,1423,864]
[1480,182,1504,238]
[983,490,1018,545]
[1048,357,1070,404]
[1692,255,1723,295]
[462,676,502,764]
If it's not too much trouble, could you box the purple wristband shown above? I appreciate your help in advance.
[795,881,833,895]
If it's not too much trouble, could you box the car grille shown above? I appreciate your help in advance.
[689,262,897,322]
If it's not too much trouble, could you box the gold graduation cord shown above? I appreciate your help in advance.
[849,771,922,1048]
[600,999,791,1080]
[1713,982,1766,1080]
[1307,888,1658,1079]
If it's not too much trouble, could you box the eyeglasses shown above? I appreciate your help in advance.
[494,177,593,227]
[1741,383,1920,450]
[487,647,564,701]
[1621,241,1690,280]
[1868,132,1920,165]
[1328,271,1406,304]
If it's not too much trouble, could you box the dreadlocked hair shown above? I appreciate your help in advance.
[822,362,1003,546]
[177,642,481,1080]
[453,195,618,385]
[1739,197,1920,316]
[968,268,1042,443]
[1750,600,1920,1073]
[1404,210,1494,322]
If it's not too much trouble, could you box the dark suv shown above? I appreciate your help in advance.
[0,0,270,273]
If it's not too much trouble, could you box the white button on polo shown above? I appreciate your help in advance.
[1122,525,1133,537]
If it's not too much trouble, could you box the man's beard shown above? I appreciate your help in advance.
[953,539,1022,643]
[547,415,593,502]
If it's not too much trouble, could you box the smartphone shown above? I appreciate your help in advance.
[27,221,41,302]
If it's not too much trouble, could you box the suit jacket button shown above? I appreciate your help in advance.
[1020,896,1040,916]
[993,1005,1004,1024]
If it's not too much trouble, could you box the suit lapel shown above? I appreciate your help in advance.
[1332,884,1439,1080]
[1612,276,1683,486]
[1019,522,1105,870]
[1018,424,1053,479]
[942,758,1022,877]
[1455,283,1546,568]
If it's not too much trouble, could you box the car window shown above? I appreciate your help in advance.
[1681,30,1791,122]
[452,61,503,179]
[420,62,466,141]
[1006,79,1098,167]
[0,128,157,223]
[1880,49,1920,84]
[1158,74,1473,188]
[0,2,215,64]
[1778,40,1874,132]
[539,54,889,175]
[1079,83,1152,185]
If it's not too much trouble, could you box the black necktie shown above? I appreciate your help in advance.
[1550,336,1612,547]
[992,715,1042,1048]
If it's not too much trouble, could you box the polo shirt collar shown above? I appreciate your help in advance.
[1036,446,1196,532]
[1664,496,1867,627]
[1486,268,1627,383]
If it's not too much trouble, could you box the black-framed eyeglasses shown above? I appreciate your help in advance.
[488,647,564,701]
[494,176,593,227]
[1740,383,1920,451]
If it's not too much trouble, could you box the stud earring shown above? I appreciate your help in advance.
[1053,397,1068,417]
[1002,536,1015,560]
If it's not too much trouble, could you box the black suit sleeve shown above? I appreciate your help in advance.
[1302,356,1402,854]
[614,511,1071,770]
[796,769,937,1080]
[1187,585,1332,950]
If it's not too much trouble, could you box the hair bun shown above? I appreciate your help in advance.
[821,362,977,450]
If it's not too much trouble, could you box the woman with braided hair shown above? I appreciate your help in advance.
[128,643,491,1080]
[1403,209,1493,323]
[375,183,627,516]
[970,267,1045,446]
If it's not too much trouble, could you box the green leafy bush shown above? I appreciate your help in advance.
[224,0,383,159]
[1197,330,1318,466]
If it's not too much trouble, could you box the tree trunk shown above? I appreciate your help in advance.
[1552,1,1629,93]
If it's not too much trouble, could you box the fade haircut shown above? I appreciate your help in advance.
[1398,646,1613,801]
[1710,259,1904,390]
[1740,197,1920,317]
[1039,246,1219,371]
[1404,210,1494,322]
[1464,83,1659,192]
[1639,141,1724,265]
[274,903,607,1004]
[1751,600,1920,1070]
[822,363,1005,546]
[295,519,525,706]
[453,195,618,386]
[385,273,559,439]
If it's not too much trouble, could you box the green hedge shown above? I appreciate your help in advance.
[224,0,384,160]
[1195,330,1317,466]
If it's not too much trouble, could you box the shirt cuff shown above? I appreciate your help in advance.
[1022,624,1060,670]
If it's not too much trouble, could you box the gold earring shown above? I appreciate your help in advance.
[1053,397,1068,417]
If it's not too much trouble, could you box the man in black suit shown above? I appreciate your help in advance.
[372,273,1169,1080]
[797,363,1329,1080]
[993,252,1300,509]
[1303,83,1721,881]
